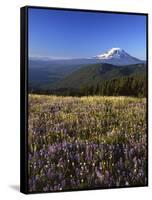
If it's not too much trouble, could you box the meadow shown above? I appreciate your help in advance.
[28,94,147,192]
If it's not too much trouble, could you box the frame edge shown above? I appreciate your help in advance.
[20,6,28,194]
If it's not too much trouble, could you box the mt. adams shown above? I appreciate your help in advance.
[94,48,143,66]
[30,48,144,67]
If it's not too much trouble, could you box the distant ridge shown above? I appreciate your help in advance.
[53,63,146,89]
[29,48,145,90]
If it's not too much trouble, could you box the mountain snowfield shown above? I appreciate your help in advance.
[95,48,131,59]
[94,48,143,65]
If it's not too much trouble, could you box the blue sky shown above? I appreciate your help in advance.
[28,8,147,60]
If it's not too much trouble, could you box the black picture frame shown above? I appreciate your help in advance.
[20,6,148,194]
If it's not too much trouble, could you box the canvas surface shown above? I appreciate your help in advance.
[21,6,148,193]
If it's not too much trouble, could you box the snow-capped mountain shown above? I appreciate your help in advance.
[94,48,143,65]
[30,48,144,68]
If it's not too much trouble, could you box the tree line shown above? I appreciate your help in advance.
[29,75,147,97]
[80,75,147,97]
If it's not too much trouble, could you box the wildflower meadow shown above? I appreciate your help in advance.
[28,95,147,192]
